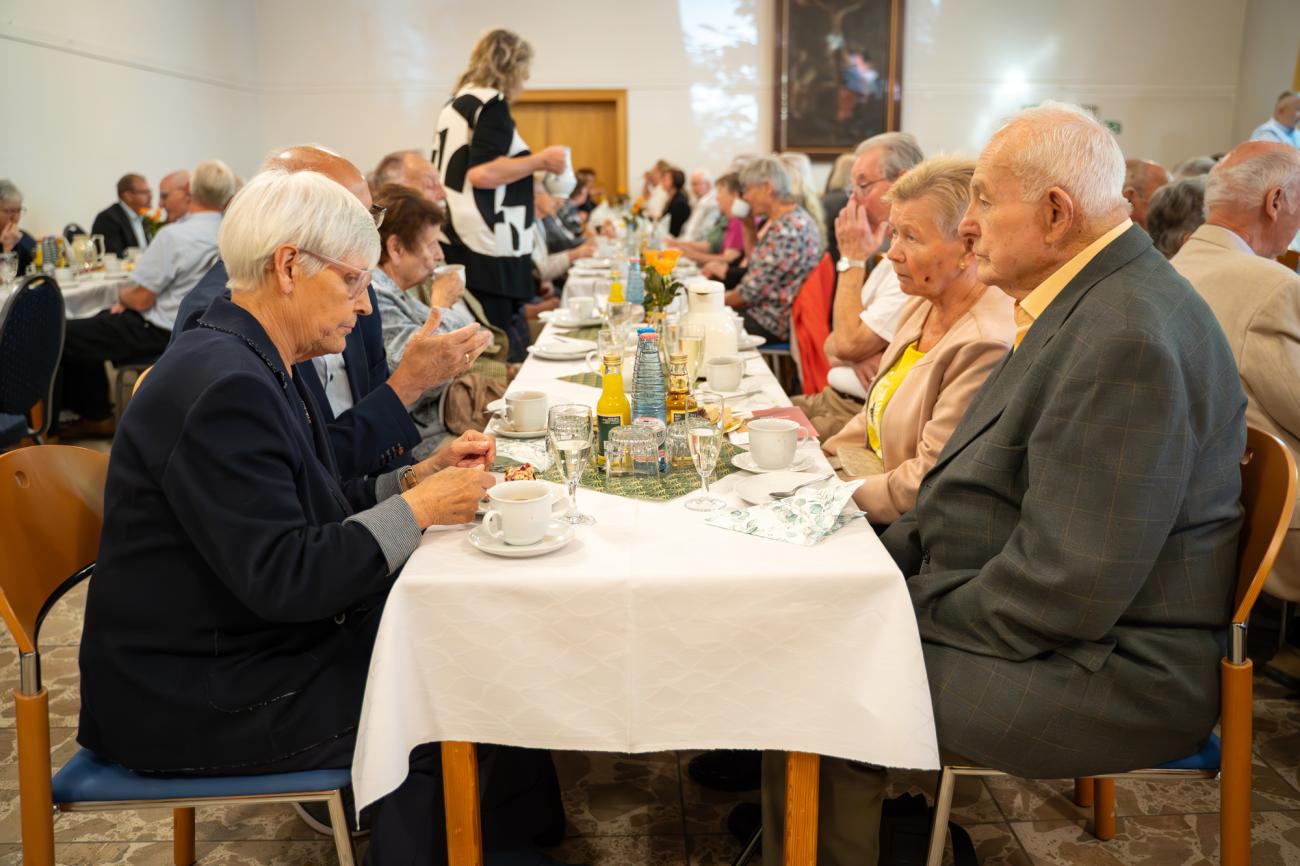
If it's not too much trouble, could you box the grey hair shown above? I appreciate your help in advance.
[0,179,21,206]
[1146,177,1206,258]
[190,159,237,209]
[854,132,924,180]
[1173,156,1216,179]
[1205,148,1300,215]
[739,156,794,201]
[987,101,1127,219]
[374,150,422,187]
[219,169,380,293]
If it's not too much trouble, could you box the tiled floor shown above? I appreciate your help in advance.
[5,440,1300,863]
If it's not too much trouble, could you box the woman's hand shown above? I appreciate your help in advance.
[537,146,569,174]
[0,219,21,253]
[702,260,727,279]
[402,466,495,527]
[566,238,596,261]
[428,270,465,310]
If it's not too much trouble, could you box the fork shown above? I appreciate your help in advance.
[768,472,833,499]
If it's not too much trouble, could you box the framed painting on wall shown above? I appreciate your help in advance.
[774,0,905,155]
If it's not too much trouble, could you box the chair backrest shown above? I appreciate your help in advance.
[62,223,87,243]
[0,446,108,654]
[1233,426,1297,624]
[790,254,836,393]
[0,275,66,438]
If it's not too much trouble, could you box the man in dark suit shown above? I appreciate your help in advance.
[170,145,490,480]
[762,102,1247,866]
[91,173,152,256]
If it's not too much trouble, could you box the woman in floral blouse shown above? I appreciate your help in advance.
[725,156,824,341]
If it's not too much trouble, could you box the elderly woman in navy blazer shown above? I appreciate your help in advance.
[76,169,567,865]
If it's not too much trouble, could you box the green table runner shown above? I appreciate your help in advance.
[494,441,746,503]
[558,372,603,388]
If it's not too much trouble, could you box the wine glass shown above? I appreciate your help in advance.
[0,253,18,289]
[547,404,597,526]
[686,392,726,511]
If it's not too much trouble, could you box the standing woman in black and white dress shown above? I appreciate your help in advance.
[433,29,569,361]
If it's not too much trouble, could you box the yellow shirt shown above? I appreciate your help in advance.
[866,342,926,457]
[1013,219,1133,348]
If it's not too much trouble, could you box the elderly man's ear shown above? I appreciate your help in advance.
[1042,187,1077,244]
[1263,186,1286,222]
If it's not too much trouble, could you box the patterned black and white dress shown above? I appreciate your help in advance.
[432,86,535,309]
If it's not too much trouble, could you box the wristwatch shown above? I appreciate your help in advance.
[836,258,867,273]
[399,465,419,492]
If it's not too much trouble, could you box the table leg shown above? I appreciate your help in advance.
[441,742,483,866]
[784,751,820,866]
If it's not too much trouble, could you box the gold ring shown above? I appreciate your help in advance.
[464,352,469,365]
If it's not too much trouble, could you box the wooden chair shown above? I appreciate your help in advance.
[925,426,1297,866]
[0,445,356,866]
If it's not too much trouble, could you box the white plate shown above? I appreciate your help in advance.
[468,520,575,558]
[731,450,818,474]
[739,334,767,350]
[527,345,591,361]
[486,417,548,439]
[734,471,831,505]
[550,313,604,329]
[573,257,614,270]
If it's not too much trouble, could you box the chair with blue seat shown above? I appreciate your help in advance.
[924,426,1297,866]
[0,444,357,866]
[0,274,65,448]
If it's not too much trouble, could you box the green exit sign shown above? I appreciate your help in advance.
[1104,120,1123,134]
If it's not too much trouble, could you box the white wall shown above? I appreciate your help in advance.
[0,0,263,237]
[4,0,1293,240]
[1232,0,1300,144]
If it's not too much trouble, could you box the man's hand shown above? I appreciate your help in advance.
[0,219,20,253]
[401,466,495,527]
[387,309,493,406]
[835,202,888,261]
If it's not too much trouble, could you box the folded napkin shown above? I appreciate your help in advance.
[705,481,864,546]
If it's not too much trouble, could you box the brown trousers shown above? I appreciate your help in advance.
[791,388,866,441]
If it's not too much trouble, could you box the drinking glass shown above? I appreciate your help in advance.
[680,323,706,382]
[547,403,596,526]
[0,252,18,288]
[686,392,726,511]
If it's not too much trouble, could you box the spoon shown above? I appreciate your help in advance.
[768,472,833,500]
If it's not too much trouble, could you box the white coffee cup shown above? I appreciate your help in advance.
[500,390,548,433]
[104,253,122,274]
[433,262,465,285]
[705,355,744,392]
[482,481,564,546]
[747,418,809,470]
[565,294,595,322]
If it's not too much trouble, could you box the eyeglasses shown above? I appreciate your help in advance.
[370,204,387,228]
[299,247,372,299]
[0,205,25,219]
[852,176,889,198]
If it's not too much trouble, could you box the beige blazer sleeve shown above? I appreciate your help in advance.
[1239,277,1300,443]
[854,290,1015,523]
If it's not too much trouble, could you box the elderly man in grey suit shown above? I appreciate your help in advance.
[1173,141,1300,603]
[762,102,1246,866]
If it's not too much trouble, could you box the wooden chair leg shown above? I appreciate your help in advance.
[442,742,483,866]
[172,807,195,866]
[1073,777,1094,807]
[784,752,820,866]
[15,688,55,866]
[1093,778,1116,841]
[1221,659,1254,866]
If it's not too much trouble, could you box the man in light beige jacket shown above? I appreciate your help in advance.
[1172,141,1300,601]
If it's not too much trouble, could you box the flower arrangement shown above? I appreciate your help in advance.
[138,208,166,241]
[641,248,684,311]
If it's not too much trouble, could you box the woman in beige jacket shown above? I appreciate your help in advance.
[823,156,1015,523]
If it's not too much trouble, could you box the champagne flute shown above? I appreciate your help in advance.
[547,404,597,526]
[680,323,705,382]
[686,392,726,511]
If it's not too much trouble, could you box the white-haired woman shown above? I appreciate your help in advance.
[779,151,828,245]
[726,156,823,341]
[822,156,1015,523]
[77,170,567,863]
[433,28,570,362]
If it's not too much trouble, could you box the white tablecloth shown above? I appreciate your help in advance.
[352,321,939,812]
[58,273,134,319]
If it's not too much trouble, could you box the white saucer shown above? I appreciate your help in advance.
[731,450,817,474]
[550,313,603,329]
[573,257,614,270]
[468,520,575,558]
[739,334,767,350]
[527,345,591,361]
[487,417,548,439]
[734,471,830,505]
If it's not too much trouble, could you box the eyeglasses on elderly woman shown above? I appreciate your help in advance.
[298,247,373,299]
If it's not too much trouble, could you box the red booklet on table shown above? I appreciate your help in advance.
[749,406,819,439]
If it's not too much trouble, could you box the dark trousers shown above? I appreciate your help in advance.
[741,310,785,345]
[475,294,529,363]
[58,309,169,421]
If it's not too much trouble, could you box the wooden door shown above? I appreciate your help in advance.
[512,89,627,196]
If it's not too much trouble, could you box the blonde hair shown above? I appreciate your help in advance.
[883,155,976,238]
[456,29,534,99]
[778,152,827,243]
